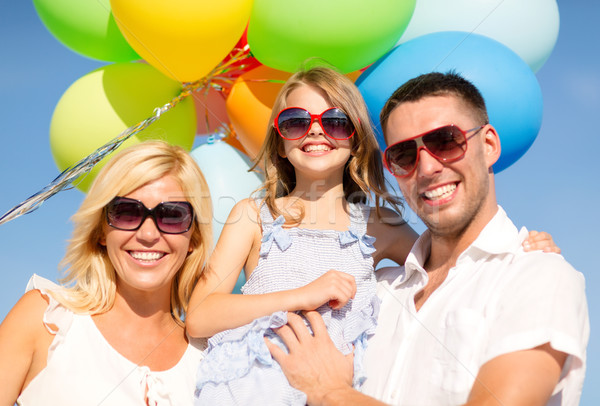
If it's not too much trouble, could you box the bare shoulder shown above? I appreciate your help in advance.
[0,289,53,402]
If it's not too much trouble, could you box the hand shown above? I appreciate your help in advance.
[266,311,354,406]
[297,270,357,310]
[523,230,561,254]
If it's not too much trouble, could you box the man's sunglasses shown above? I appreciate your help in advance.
[383,124,486,177]
[105,196,194,235]
[275,107,356,140]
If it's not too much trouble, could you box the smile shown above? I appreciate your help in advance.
[423,183,457,201]
[302,144,333,153]
[129,251,165,262]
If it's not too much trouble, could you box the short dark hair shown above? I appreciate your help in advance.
[380,71,489,142]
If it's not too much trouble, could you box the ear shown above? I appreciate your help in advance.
[277,143,287,159]
[99,236,106,246]
[482,125,501,169]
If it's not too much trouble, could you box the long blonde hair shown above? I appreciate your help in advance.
[57,141,212,324]
[253,66,403,221]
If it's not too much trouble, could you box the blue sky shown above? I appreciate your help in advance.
[1,1,598,403]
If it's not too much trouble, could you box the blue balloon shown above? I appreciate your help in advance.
[357,31,543,172]
[191,138,264,293]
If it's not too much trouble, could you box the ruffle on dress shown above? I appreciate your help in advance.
[26,274,74,362]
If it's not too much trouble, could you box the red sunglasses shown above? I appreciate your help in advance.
[383,124,486,177]
[275,107,356,140]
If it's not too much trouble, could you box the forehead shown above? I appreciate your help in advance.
[385,95,475,144]
[285,84,332,113]
[125,175,186,207]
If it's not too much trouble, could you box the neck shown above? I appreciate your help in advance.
[111,283,176,326]
[427,197,498,272]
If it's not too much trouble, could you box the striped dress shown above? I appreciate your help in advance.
[195,202,380,405]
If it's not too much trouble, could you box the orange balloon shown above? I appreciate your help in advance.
[225,66,292,159]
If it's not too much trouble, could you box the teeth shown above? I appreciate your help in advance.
[424,184,456,200]
[304,144,331,152]
[130,251,164,261]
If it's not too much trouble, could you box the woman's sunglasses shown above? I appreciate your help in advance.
[275,107,356,140]
[105,196,194,235]
[383,124,486,177]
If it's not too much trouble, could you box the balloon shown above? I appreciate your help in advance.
[50,62,196,192]
[190,138,264,292]
[194,87,230,136]
[357,32,543,173]
[33,0,139,62]
[396,0,559,72]
[226,66,292,159]
[248,0,416,73]
[110,0,253,82]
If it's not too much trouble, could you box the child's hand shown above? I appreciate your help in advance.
[298,270,357,311]
[523,230,561,254]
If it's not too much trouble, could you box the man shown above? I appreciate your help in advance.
[267,72,589,405]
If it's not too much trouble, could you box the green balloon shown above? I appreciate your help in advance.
[33,0,139,62]
[50,62,197,192]
[248,0,416,73]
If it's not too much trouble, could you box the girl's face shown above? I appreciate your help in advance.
[280,85,352,183]
[101,174,193,298]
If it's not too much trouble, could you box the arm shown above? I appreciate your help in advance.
[465,343,567,406]
[267,311,386,406]
[0,290,52,405]
[368,207,419,267]
[186,199,357,338]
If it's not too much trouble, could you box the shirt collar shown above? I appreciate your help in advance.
[395,206,524,288]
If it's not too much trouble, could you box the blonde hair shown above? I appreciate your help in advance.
[56,141,212,325]
[253,66,403,221]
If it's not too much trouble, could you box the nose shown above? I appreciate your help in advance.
[307,117,324,136]
[415,147,444,178]
[136,216,161,244]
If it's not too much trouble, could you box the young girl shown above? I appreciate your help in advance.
[186,67,557,405]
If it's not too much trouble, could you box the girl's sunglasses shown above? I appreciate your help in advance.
[275,107,356,140]
[105,196,194,234]
[383,124,486,178]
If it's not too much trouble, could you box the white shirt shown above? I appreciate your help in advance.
[362,207,589,405]
[17,275,205,406]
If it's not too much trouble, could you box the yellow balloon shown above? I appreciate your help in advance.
[50,62,197,192]
[110,0,253,82]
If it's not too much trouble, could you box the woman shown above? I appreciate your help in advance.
[0,141,212,405]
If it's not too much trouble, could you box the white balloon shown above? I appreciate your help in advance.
[397,0,559,72]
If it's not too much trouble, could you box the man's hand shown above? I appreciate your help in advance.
[265,311,354,406]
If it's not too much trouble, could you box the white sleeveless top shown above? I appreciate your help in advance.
[17,275,205,406]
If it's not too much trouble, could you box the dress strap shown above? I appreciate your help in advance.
[339,203,376,257]
[348,202,371,235]
[256,200,292,256]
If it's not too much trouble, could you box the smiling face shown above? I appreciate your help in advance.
[101,174,193,298]
[385,94,499,238]
[280,84,352,185]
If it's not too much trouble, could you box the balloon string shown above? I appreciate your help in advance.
[0,44,257,226]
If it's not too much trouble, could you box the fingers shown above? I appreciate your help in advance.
[303,310,328,338]
[523,230,561,253]
[264,336,286,363]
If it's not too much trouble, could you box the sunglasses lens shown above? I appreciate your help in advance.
[277,108,311,140]
[107,199,144,230]
[321,108,355,140]
[423,126,466,159]
[384,126,469,177]
[155,202,194,234]
[385,141,418,176]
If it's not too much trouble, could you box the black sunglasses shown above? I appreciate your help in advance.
[105,196,194,234]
